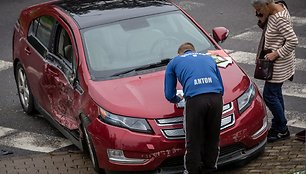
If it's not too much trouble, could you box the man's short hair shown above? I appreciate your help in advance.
[177,42,196,55]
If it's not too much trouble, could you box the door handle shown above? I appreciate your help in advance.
[25,47,31,55]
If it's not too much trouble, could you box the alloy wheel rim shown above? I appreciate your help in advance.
[17,68,29,109]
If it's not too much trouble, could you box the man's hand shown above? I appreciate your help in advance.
[177,94,184,100]
[176,94,185,108]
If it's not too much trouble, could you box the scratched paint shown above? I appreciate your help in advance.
[141,147,184,159]
[231,129,247,142]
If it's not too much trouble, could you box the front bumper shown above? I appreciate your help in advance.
[88,113,267,172]
[104,138,267,174]
[157,138,267,173]
[87,88,267,172]
[218,137,266,166]
[88,118,186,171]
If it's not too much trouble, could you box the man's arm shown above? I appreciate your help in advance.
[164,62,181,103]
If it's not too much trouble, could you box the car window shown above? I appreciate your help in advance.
[27,16,55,56]
[55,26,74,65]
[82,11,215,79]
[28,19,39,36]
[36,16,55,47]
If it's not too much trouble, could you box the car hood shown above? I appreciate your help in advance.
[88,50,250,119]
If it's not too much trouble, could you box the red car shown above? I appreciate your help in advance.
[13,0,268,173]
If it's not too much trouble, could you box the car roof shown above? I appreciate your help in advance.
[53,0,179,29]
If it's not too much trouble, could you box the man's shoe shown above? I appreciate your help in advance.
[267,129,290,143]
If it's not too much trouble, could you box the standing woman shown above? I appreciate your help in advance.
[251,0,298,142]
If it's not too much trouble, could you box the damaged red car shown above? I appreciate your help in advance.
[13,0,268,173]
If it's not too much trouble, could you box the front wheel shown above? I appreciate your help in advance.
[81,116,105,173]
[15,62,35,114]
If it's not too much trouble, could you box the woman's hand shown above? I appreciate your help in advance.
[265,51,279,61]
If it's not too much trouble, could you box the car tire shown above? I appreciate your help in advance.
[81,116,105,174]
[15,62,35,115]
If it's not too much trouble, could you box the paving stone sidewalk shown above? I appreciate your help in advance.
[0,136,304,174]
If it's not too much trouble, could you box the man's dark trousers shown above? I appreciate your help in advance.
[184,93,223,174]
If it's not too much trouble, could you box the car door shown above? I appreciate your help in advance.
[21,16,56,107]
[41,19,81,130]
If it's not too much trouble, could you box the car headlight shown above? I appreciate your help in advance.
[98,108,153,134]
[237,82,256,113]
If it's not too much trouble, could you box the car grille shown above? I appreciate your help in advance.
[159,156,184,167]
[158,144,246,168]
[219,143,245,157]
[156,116,183,126]
[161,128,185,139]
[156,102,234,140]
[156,117,185,139]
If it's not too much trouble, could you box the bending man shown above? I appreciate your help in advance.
[164,42,224,174]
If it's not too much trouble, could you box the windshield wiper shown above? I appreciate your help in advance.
[111,58,172,77]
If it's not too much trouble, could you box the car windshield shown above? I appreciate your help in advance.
[82,11,216,80]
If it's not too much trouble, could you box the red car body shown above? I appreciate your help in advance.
[13,0,268,173]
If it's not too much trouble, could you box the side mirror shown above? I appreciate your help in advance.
[212,27,229,44]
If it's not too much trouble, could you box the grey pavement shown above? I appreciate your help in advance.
[0,135,304,174]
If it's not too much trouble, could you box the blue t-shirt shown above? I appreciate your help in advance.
[164,51,224,103]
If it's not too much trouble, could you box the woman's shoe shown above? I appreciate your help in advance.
[267,128,290,143]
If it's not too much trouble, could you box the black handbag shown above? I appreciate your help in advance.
[254,49,274,80]
[254,59,273,80]
[254,19,274,80]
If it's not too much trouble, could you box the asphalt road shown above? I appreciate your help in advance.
[0,0,305,160]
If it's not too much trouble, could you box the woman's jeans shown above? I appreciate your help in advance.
[263,82,287,132]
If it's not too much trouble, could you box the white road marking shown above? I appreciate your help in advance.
[292,16,306,27]
[227,51,306,99]
[229,51,306,71]
[177,1,205,10]
[285,110,306,129]
[258,81,306,99]
[232,31,306,49]
[282,82,306,99]
[297,36,306,48]
[0,126,72,153]
[266,110,306,129]
[225,48,306,128]
[0,127,16,137]
[232,31,261,43]
[0,60,13,71]
[252,79,306,99]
